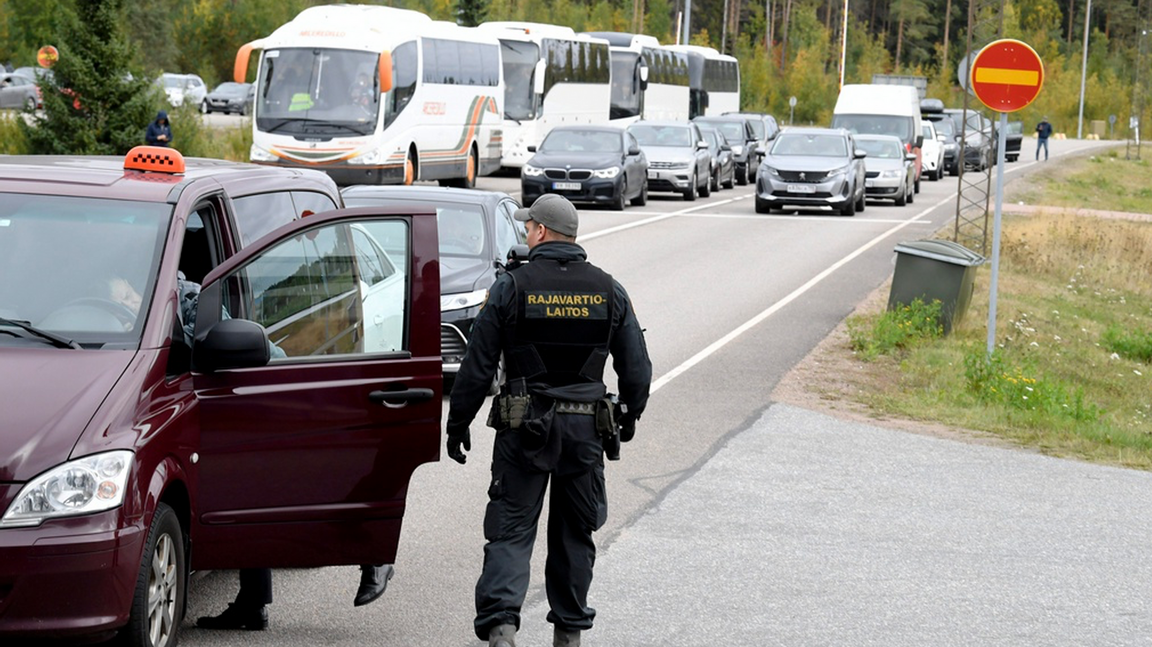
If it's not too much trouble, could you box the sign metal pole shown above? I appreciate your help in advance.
[986,111,1008,357]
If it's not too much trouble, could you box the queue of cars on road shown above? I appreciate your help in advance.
[0,75,1035,644]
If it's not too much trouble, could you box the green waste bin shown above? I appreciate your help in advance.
[887,239,985,334]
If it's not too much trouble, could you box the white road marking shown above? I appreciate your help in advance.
[649,193,955,394]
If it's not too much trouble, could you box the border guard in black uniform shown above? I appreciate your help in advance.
[446,194,652,647]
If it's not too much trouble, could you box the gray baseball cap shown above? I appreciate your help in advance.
[514,194,579,237]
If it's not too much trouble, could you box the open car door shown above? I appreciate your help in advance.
[188,206,441,569]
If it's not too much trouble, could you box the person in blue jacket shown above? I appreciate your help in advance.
[1035,117,1053,161]
[145,110,172,147]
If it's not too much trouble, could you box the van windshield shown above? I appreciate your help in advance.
[831,114,914,144]
[0,194,169,348]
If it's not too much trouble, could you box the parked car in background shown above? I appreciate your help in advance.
[628,120,711,200]
[0,73,40,110]
[855,134,916,206]
[943,108,995,172]
[342,185,526,391]
[156,73,207,108]
[755,127,867,216]
[0,146,443,646]
[927,115,960,176]
[699,125,736,191]
[521,125,649,210]
[12,67,52,85]
[1002,121,1023,162]
[202,81,254,115]
[724,111,780,156]
[920,121,945,181]
[693,114,761,184]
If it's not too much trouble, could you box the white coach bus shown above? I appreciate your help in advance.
[583,32,691,125]
[235,5,504,186]
[663,45,740,118]
[477,22,612,169]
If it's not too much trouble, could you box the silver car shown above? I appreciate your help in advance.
[0,73,39,111]
[754,127,867,216]
[628,121,712,201]
[855,134,916,206]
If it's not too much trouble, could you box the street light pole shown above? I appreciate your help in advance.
[1077,0,1092,139]
[683,0,693,46]
[839,0,849,90]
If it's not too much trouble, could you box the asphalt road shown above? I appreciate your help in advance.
[155,137,1144,647]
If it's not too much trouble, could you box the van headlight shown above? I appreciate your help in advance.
[441,289,488,312]
[1,451,134,528]
[592,166,620,179]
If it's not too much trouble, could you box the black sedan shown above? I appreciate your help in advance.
[1002,121,1023,162]
[521,125,648,210]
[201,81,254,115]
[754,127,867,216]
[341,185,526,390]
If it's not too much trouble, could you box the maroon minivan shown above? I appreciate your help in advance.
[0,148,442,646]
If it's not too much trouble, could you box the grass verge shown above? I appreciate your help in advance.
[833,152,1152,469]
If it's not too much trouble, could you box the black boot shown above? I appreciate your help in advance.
[196,603,268,630]
[353,564,394,607]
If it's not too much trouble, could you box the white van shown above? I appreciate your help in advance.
[831,84,923,191]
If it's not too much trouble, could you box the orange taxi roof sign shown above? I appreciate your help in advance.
[124,146,186,174]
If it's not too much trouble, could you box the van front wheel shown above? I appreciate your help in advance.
[122,503,185,647]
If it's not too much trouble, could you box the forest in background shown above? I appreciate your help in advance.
[0,0,1145,136]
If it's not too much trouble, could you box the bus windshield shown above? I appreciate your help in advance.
[257,48,380,136]
[500,40,539,122]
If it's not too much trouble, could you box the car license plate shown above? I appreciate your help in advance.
[787,184,815,194]
[648,171,658,180]
[865,179,875,188]
[553,182,581,191]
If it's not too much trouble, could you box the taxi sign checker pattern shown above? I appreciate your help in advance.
[970,39,1044,113]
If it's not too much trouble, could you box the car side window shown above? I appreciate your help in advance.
[494,200,523,258]
[231,192,297,247]
[221,219,410,356]
[291,191,338,219]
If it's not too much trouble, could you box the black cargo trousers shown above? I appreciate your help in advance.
[473,408,608,641]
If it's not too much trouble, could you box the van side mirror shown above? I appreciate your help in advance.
[906,153,918,162]
[192,318,271,373]
[915,135,924,148]
[696,140,708,150]
[527,145,537,153]
[854,149,867,159]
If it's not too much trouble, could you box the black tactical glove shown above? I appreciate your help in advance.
[619,417,636,443]
[446,425,471,464]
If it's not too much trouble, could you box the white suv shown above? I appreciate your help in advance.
[157,72,207,108]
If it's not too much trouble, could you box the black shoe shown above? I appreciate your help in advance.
[354,564,394,607]
[196,603,268,630]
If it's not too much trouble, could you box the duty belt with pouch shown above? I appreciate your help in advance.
[488,378,531,430]
[555,396,621,461]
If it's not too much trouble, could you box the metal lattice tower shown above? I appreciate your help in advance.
[952,0,1005,255]
[1126,0,1150,160]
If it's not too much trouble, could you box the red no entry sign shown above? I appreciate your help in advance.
[970,39,1044,113]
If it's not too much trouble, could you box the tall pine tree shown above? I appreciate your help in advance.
[21,0,158,155]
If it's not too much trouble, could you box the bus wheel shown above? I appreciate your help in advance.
[403,151,417,185]
[462,149,477,189]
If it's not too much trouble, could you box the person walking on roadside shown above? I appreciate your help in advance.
[445,193,652,647]
[145,110,173,147]
[1035,116,1053,161]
